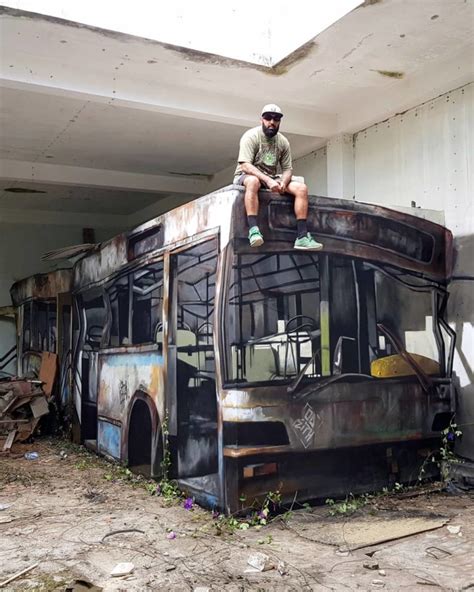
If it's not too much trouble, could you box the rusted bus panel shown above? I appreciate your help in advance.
[97,347,165,462]
[74,235,128,290]
[230,439,442,509]
[10,269,72,306]
[231,193,453,281]
[98,348,165,420]
[97,418,121,459]
[221,380,451,452]
[73,187,241,290]
[73,186,453,291]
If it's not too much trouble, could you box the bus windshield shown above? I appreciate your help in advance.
[225,251,321,385]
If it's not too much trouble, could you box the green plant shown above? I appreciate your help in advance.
[157,414,182,502]
[325,493,369,516]
[74,459,88,470]
[393,481,404,492]
[211,490,283,534]
[418,419,463,482]
[248,490,281,526]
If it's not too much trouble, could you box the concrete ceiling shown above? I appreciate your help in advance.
[0,179,163,214]
[0,0,473,227]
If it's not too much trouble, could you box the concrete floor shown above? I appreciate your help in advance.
[0,439,473,591]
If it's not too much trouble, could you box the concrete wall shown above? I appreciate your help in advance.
[294,146,328,195]
[353,83,473,459]
[297,83,473,459]
[0,223,122,374]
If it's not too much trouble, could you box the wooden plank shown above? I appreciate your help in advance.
[0,562,39,588]
[38,352,58,397]
[0,394,21,417]
[2,429,17,452]
[16,418,40,441]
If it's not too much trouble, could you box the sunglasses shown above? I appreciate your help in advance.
[262,114,282,122]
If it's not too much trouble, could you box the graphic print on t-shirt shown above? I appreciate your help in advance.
[256,138,278,175]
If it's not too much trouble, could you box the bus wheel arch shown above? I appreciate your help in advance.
[125,391,163,478]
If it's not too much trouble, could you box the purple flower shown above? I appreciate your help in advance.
[183,497,193,510]
[166,531,176,539]
[447,432,455,441]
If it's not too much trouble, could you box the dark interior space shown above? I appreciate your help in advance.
[128,398,152,476]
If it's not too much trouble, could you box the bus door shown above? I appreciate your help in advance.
[168,237,219,478]
[57,292,72,412]
[79,289,106,443]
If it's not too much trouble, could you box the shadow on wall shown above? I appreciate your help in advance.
[450,234,474,461]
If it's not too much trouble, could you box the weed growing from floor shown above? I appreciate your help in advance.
[212,490,283,534]
[418,419,463,482]
[156,414,182,503]
[325,481,409,517]
[325,493,371,516]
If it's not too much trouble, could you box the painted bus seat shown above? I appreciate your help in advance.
[371,353,440,378]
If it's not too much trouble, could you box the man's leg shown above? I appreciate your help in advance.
[285,181,323,250]
[243,175,264,247]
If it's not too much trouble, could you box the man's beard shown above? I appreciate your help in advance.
[262,124,278,138]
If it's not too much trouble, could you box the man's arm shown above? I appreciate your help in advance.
[279,139,293,192]
[279,168,293,192]
[240,162,280,192]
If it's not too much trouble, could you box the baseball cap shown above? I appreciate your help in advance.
[261,103,283,117]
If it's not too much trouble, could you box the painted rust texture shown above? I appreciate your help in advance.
[231,193,453,281]
[68,184,456,511]
[73,186,240,291]
[97,349,165,424]
[74,187,453,293]
[10,269,72,306]
[222,379,449,453]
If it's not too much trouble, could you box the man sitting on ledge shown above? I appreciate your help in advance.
[233,103,323,250]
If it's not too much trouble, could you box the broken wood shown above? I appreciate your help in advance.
[0,562,39,588]
[38,352,58,398]
[2,429,17,452]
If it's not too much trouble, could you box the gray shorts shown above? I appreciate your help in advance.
[233,173,305,186]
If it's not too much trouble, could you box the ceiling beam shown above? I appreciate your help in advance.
[0,77,338,139]
[0,206,127,227]
[0,158,211,195]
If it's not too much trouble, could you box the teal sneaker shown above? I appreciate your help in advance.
[294,233,323,250]
[249,226,264,247]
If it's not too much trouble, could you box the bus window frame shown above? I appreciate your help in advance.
[222,246,325,388]
[221,244,449,390]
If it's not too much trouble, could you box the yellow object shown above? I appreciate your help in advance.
[371,353,440,378]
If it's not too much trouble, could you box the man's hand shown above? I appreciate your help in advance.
[279,170,292,194]
[267,178,282,193]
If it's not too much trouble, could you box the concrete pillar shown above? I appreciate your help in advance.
[326,133,355,199]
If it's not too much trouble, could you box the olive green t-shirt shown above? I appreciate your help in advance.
[234,126,292,177]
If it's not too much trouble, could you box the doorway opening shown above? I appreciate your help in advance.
[128,398,152,476]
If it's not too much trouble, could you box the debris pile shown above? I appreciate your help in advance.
[0,352,57,453]
[0,379,49,452]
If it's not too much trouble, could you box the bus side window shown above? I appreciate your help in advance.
[82,291,106,350]
[131,261,164,346]
[175,239,217,378]
[107,276,130,347]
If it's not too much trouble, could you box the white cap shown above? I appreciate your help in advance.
[261,103,283,117]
